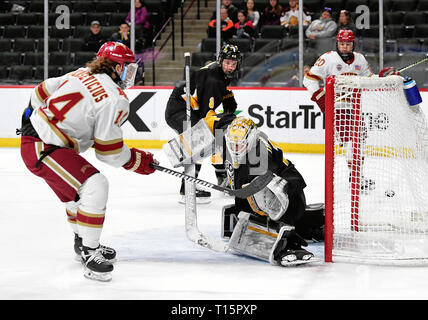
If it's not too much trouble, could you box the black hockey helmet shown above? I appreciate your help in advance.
[218,43,242,78]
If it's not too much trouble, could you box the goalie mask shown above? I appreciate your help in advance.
[96,41,141,89]
[225,117,258,168]
[336,29,355,63]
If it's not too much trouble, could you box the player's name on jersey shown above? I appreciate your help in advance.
[70,69,109,103]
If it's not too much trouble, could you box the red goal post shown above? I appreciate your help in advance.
[324,74,428,264]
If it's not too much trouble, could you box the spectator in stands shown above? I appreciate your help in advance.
[211,0,239,24]
[126,0,151,48]
[10,3,25,12]
[111,23,131,48]
[83,21,107,52]
[336,10,356,35]
[245,0,260,30]
[233,10,255,40]
[305,7,337,40]
[280,0,311,29]
[207,7,235,41]
[284,64,310,87]
[260,0,284,26]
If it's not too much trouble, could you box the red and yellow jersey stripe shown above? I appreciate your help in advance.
[77,208,105,228]
[93,137,124,156]
[304,72,323,81]
[37,108,79,153]
[35,81,51,104]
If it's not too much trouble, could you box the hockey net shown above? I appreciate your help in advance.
[325,75,428,264]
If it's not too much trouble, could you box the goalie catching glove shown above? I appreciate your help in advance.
[123,148,157,175]
[247,175,289,221]
[311,88,326,113]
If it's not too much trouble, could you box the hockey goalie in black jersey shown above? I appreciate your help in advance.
[165,111,325,266]
[217,116,325,266]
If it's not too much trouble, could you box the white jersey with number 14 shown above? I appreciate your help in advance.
[29,68,131,168]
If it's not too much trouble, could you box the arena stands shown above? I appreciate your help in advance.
[0,0,427,86]
[193,0,428,87]
[0,0,171,84]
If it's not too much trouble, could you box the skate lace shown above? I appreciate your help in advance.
[86,248,108,265]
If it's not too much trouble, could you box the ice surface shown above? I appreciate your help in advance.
[1,147,428,300]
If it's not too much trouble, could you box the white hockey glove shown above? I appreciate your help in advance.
[247,175,289,221]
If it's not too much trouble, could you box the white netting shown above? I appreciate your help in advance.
[331,75,428,264]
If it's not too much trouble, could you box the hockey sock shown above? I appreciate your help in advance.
[76,173,109,249]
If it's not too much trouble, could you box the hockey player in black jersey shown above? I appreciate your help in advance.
[165,44,242,201]
[209,114,324,266]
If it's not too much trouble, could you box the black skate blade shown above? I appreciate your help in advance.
[83,267,112,282]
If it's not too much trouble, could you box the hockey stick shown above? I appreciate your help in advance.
[151,162,274,199]
[398,56,428,73]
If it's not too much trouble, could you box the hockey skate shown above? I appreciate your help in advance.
[74,233,116,263]
[179,180,211,204]
[81,246,114,282]
[269,225,315,267]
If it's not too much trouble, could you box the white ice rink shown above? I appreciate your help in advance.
[2,147,428,300]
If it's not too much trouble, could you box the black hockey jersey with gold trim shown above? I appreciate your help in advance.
[166,62,237,120]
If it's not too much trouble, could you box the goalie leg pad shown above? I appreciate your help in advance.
[228,212,280,262]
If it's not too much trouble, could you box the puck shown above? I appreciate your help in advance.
[385,190,395,197]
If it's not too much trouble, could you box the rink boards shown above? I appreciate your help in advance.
[1,85,427,153]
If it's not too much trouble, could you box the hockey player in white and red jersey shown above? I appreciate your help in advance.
[303,29,373,113]
[304,29,376,192]
[19,42,158,281]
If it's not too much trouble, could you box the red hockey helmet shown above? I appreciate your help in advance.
[96,41,135,67]
[336,29,355,62]
[336,29,355,42]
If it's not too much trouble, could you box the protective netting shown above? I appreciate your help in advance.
[330,75,428,263]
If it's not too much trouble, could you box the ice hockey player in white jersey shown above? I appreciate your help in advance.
[19,42,158,282]
[303,29,376,193]
[303,29,373,113]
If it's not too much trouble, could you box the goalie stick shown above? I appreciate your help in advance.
[150,162,274,199]
[180,52,229,252]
